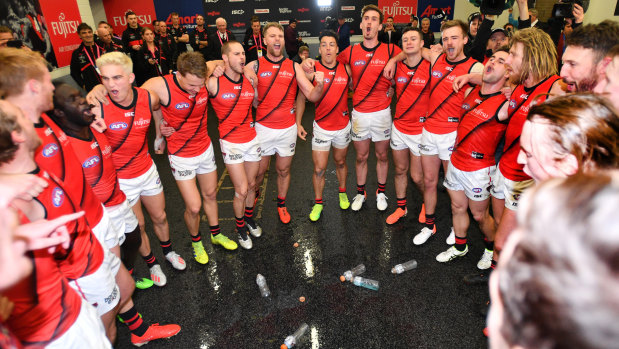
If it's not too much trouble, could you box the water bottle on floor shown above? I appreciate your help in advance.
[341,264,366,282]
[281,323,309,349]
[353,276,379,291]
[391,260,418,274]
[256,274,270,297]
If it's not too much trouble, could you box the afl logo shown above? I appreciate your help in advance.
[462,104,471,110]
[324,78,330,83]
[52,187,64,207]
[222,93,236,99]
[353,60,366,66]
[432,71,443,78]
[42,143,59,157]
[109,122,128,130]
[473,188,482,193]
[260,71,272,77]
[396,77,408,83]
[82,156,100,169]
[509,100,517,109]
[175,102,190,110]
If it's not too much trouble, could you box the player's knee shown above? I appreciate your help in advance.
[394,164,407,176]
[185,204,202,216]
[450,201,467,214]
[314,167,326,178]
[276,167,289,177]
[356,152,369,162]
[411,173,424,188]
[423,175,438,187]
[375,150,389,162]
[471,209,487,223]
[150,209,167,225]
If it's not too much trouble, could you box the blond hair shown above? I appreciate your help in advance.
[510,27,557,84]
[0,100,22,164]
[0,48,47,99]
[96,52,133,75]
[262,22,283,37]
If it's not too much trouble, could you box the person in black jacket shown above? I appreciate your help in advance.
[168,12,189,56]
[154,20,176,67]
[121,11,142,64]
[420,17,434,48]
[134,27,170,86]
[97,27,122,52]
[189,14,209,60]
[243,17,263,63]
[208,17,235,61]
[70,23,104,92]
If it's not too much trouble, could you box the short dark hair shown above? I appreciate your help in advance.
[77,23,92,33]
[361,5,384,23]
[0,25,12,34]
[125,11,136,18]
[495,45,510,54]
[567,20,619,63]
[319,30,338,43]
[386,16,394,21]
[402,27,423,37]
[97,21,110,27]
[170,12,179,17]
[441,19,468,36]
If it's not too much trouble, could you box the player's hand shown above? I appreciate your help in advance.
[383,59,397,79]
[244,69,258,89]
[453,74,471,93]
[86,84,109,107]
[0,297,13,322]
[90,114,107,132]
[301,58,315,75]
[212,65,225,78]
[572,3,584,24]
[159,119,174,137]
[314,71,325,85]
[154,136,166,154]
[14,211,84,254]
[387,87,395,98]
[430,44,443,55]
[297,124,307,141]
[132,45,141,51]
[501,86,513,101]
[0,173,48,206]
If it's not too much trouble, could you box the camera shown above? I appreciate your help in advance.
[323,16,338,30]
[552,0,589,19]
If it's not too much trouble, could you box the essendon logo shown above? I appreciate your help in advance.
[207,11,221,16]
[254,9,269,14]
[298,8,309,12]
[176,102,190,110]
[82,156,100,169]
[42,143,60,157]
[109,122,128,130]
[52,187,64,207]
[341,6,355,11]
[233,22,245,27]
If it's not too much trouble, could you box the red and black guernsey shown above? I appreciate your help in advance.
[394,59,431,135]
[161,73,210,157]
[101,87,153,179]
[255,56,298,129]
[426,54,479,134]
[451,86,509,172]
[500,75,562,181]
[210,74,256,143]
[313,61,350,131]
[338,42,401,113]
[3,213,82,347]
[66,129,126,208]
[33,169,104,281]
[34,114,104,229]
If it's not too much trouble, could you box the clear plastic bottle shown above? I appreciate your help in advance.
[256,274,270,297]
[341,264,366,282]
[353,276,379,291]
[391,260,418,274]
[281,323,309,349]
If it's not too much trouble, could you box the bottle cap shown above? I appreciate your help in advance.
[280,345,289,349]
[339,275,345,282]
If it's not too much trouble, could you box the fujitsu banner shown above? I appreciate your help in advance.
[38,0,82,67]
[378,0,418,23]
[103,0,157,36]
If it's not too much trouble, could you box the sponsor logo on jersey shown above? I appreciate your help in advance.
[353,60,366,66]
[109,121,128,130]
[82,156,100,168]
[432,71,443,78]
[472,188,482,193]
[175,102,190,110]
[222,93,236,99]
[52,187,64,207]
[462,103,471,110]
[42,143,60,157]
[397,77,408,83]
[324,78,330,83]
[509,99,517,109]
[196,96,208,105]
[134,119,150,127]
[234,85,242,89]
[260,71,272,77]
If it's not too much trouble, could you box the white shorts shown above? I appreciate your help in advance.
[420,128,456,160]
[91,205,121,249]
[69,249,121,316]
[490,167,535,210]
[312,121,351,151]
[106,199,139,240]
[118,162,164,207]
[168,144,217,181]
[46,301,112,349]
[350,107,392,142]
[219,136,262,164]
[443,162,495,201]
[390,124,423,156]
[255,123,297,157]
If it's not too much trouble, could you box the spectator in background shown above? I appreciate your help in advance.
[409,15,419,28]
[70,23,104,92]
[379,16,401,46]
[168,12,189,56]
[135,27,170,86]
[122,11,143,64]
[0,26,15,49]
[190,14,209,60]
[420,18,434,48]
[243,17,264,63]
[97,21,122,47]
[155,20,176,67]
[208,17,235,61]
[292,45,309,64]
[285,18,300,59]
[337,14,351,52]
[97,27,123,52]
[465,12,482,55]
[503,22,515,36]
[244,15,260,40]
[594,44,619,111]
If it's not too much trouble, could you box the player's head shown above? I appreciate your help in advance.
[506,27,557,85]
[170,12,180,26]
[594,44,619,110]
[176,52,206,96]
[263,22,284,58]
[126,11,138,28]
[77,23,94,45]
[0,26,14,49]
[297,46,309,60]
[0,100,39,164]
[319,30,338,65]
[0,48,54,116]
[221,41,245,75]
[481,47,510,86]
[195,14,205,27]
[157,20,168,34]
[251,19,261,35]
[97,27,112,45]
[561,20,619,92]
[360,5,383,41]
[51,83,96,129]
[401,27,424,56]
[517,93,619,182]
[96,52,135,103]
[489,171,619,349]
[440,20,468,61]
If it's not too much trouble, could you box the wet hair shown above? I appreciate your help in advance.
[319,30,338,43]
[361,5,384,24]
[96,52,133,75]
[0,48,47,99]
[77,23,92,33]
[510,27,557,84]
[567,20,619,64]
[221,40,242,56]
[526,93,619,173]
[262,22,283,37]
[0,101,22,164]
[498,171,619,349]
[176,52,206,79]
[440,20,468,36]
